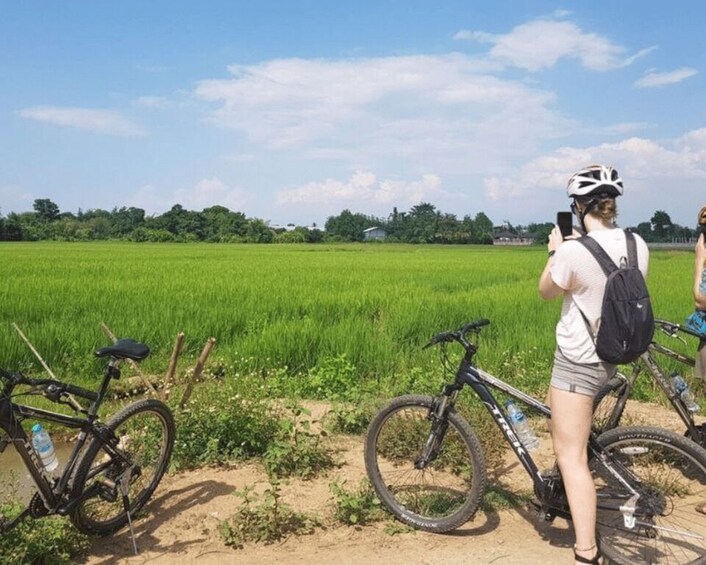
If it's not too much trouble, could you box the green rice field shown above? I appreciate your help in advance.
[0,241,699,397]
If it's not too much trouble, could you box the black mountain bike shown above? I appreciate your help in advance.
[593,318,706,447]
[0,339,175,551]
[364,319,706,564]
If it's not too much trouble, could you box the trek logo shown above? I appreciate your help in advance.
[485,403,527,458]
[23,438,45,473]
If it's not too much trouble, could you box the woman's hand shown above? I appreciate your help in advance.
[696,233,706,267]
[548,226,563,255]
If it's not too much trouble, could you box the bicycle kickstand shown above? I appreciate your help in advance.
[119,472,139,556]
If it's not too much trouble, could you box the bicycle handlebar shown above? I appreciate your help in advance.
[655,318,704,340]
[0,369,99,402]
[423,318,490,350]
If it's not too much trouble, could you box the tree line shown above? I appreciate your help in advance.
[0,199,700,244]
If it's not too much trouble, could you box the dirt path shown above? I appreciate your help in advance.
[83,399,693,565]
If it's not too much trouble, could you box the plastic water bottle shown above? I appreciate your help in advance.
[31,423,59,473]
[672,373,700,413]
[505,400,539,450]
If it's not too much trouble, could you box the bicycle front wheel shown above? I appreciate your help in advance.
[364,395,486,532]
[70,399,175,536]
[594,426,706,565]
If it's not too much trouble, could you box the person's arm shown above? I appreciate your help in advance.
[539,226,565,301]
[695,233,706,310]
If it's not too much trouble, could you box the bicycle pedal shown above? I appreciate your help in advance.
[528,499,557,523]
[98,479,118,502]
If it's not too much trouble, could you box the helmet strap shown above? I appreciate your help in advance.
[572,198,599,232]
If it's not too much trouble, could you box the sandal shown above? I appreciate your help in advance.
[574,543,602,564]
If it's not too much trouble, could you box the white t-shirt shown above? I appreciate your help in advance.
[550,229,649,364]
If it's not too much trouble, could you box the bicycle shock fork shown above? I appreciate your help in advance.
[416,389,460,469]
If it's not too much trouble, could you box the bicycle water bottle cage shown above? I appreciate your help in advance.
[95,339,150,362]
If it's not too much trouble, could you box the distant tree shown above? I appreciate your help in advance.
[634,222,653,242]
[246,218,274,243]
[325,209,373,241]
[651,210,672,241]
[3,213,24,240]
[202,205,247,241]
[473,212,494,244]
[33,198,60,222]
[435,213,462,243]
[110,207,146,237]
[526,222,554,245]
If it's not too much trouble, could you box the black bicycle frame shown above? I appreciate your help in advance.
[452,357,635,516]
[0,360,126,517]
[640,343,701,437]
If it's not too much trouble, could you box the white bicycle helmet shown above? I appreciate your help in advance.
[567,165,623,198]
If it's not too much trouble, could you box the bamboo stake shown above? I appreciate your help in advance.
[100,322,158,397]
[163,332,185,401]
[179,337,216,409]
[12,323,58,380]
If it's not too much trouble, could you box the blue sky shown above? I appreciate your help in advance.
[2,1,705,228]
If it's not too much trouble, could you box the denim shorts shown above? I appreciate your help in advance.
[550,347,617,397]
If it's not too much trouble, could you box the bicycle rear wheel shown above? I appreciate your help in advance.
[364,395,486,532]
[70,399,175,535]
[591,374,628,434]
[593,426,706,565]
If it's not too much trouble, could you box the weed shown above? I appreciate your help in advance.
[324,401,378,435]
[218,478,318,548]
[329,479,385,526]
[0,502,89,565]
[264,401,336,479]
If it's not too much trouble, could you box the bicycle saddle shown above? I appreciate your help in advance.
[95,339,150,361]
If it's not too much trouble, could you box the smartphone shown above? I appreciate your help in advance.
[557,211,573,239]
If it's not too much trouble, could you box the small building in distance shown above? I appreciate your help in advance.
[492,228,534,246]
[363,226,387,241]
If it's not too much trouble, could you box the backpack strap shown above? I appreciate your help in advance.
[576,235,618,276]
[624,229,638,268]
[577,229,639,272]
[572,230,638,351]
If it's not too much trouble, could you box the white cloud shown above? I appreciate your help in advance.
[634,67,698,88]
[482,128,706,225]
[194,53,569,174]
[275,171,443,216]
[455,19,655,71]
[18,106,145,136]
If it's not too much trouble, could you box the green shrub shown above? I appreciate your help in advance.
[0,502,89,565]
[171,381,279,469]
[329,479,385,525]
[218,479,318,548]
[264,401,336,479]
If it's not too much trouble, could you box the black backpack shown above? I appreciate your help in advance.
[575,230,654,365]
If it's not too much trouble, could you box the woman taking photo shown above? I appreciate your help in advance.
[539,165,649,564]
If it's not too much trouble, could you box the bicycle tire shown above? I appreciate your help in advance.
[364,394,486,532]
[593,426,706,565]
[70,399,175,536]
[591,375,628,434]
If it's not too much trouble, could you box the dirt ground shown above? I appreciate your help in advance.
[83,399,693,565]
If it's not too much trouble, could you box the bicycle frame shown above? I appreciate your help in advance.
[451,356,635,519]
[597,334,703,442]
[0,360,127,526]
